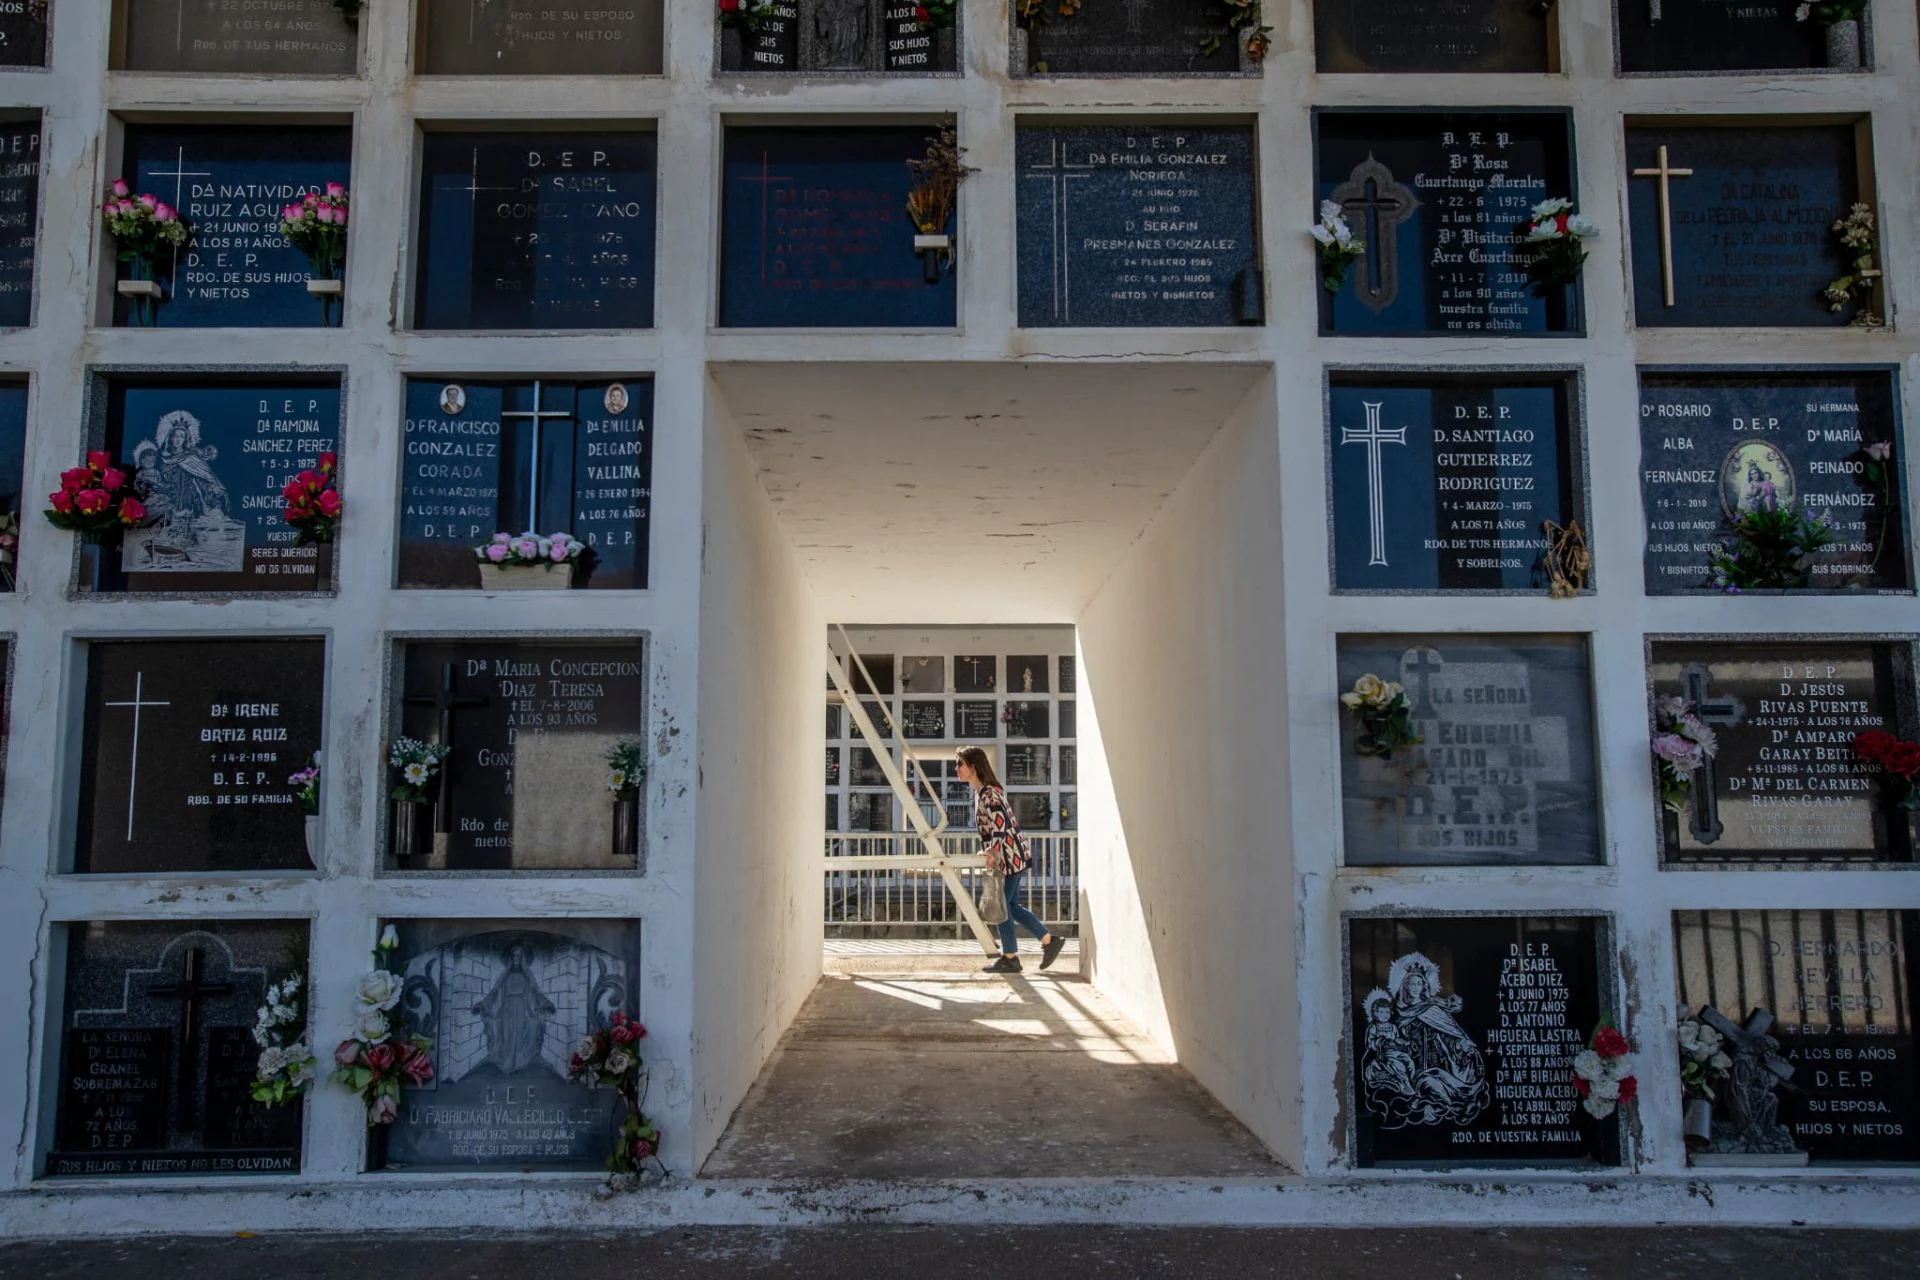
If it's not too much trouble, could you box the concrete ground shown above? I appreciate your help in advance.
[704,942,1282,1178]
[3,1228,1917,1278]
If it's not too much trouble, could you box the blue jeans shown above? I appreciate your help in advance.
[997,869,1051,956]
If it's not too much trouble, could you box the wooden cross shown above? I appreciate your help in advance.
[145,947,234,1130]
[403,662,490,833]
[1631,144,1693,308]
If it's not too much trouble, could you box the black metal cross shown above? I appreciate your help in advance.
[403,661,491,833]
[1403,648,1445,719]
[145,947,234,1130]
[1680,666,1743,845]
[1332,156,1419,312]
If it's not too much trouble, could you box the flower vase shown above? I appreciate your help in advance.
[1684,1098,1714,1150]
[390,799,434,865]
[720,25,744,71]
[612,790,640,861]
[304,814,318,860]
[478,560,576,590]
[1824,19,1862,71]
[116,257,164,327]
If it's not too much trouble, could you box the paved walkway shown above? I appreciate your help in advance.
[4,1227,1917,1278]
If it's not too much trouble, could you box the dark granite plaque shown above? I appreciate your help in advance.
[1332,378,1580,592]
[116,124,352,328]
[1651,640,1917,863]
[1675,909,1919,1162]
[379,918,641,1171]
[1317,110,1578,336]
[860,700,892,738]
[0,380,25,592]
[48,920,306,1177]
[884,2,946,69]
[1007,655,1049,694]
[75,639,324,874]
[720,3,957,72]
[1011,792,1051,829]
[1061,744,1077,785]
[0,1,47,66]
[0,116,39,328]
[1005,744,1051,786]
[1016,124,1259,328]
[849,746,887,786]
[733,1,800,68]
[1058,701,1076,737]
[848,791,891,831]
[1004,701,1048,739]
[1617,0,1829,74]
[1019,1,1238,75]
[399,378,652,590]
[97,380,340,593]
[1316,0,1552,73]
[1338,635,1600,866]
[849,654,894,696]
[1627,124,1858,328]
[416,132,657,330]
[120,0,357,74]
[954,655,997,692]
[954,700,996,738]
[396,640,646,871]
[1639,369,1908,594]
[418,0,663,74]
[901,701,946,739]
[1058,655,1075,693]
[826,704,841,738]
[899,655,945,693]
[1350,914,1613,1167]
[720,126,952,329]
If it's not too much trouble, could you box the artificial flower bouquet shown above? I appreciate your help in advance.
[1310,200,1363,293]
[1853,730,1920,810]
[290,754,322,816]
[102,179,189,275]
[1651,695,1718,813]
[567,1010,663,1177]
[1570,1015,1637,1119]
[1677,1014,1733,1102]
[44,451,147,540]
[250,971,317,1108]
[1524,197,1599,288]
[332,926,433,1126]
[716,0,782,31]
[474,530,586,573]
[279,184,350,281]
[1707,502,1836,591]
[283,452,343,545]
[1822,203,1882,326]
[606,739,646,798]
[389,736,449,804]
[1341,673,1420,760]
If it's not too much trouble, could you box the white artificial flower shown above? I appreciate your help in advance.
[1709,1051,1732,1072]
[356,1009,391,1044]
[265,982,282,1005]
[1531,196,1571,219]
[288,1057,316,1088]
[1573,1049,1607,1082]
[1589,1075,1621,1102]
[1525,221,1560,242]
[1794,3,1812,20]
[1309,223,1334,247]
[403,762,430,787]
[1566,215,1600,239]
[1583,1095,1617,1119]
[283,975,302,994]
[1605,1054,1635,1080]
[379,924,400,951]
[1319,199,1342,222]
[1677,1020,1701,1050]
[1678,718,1718,757]
[356,969,404,1012]
[574,1035,598,1061]
[605,1050,634,1075]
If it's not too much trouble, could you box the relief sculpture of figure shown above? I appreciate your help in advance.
[472,944,557,1075]
[1361,951,1490,1129]
[815,0,869,68]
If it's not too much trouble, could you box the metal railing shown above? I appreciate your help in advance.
[823,832,1080,938]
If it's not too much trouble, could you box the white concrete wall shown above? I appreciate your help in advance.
[690,392,827,1167]
[1076,373,1300,1168]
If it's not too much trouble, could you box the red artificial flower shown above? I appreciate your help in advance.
[319,451,337,473]
[86,450,111,472]
[282,506,302,524]
[316,488,343,517]
[612,1010,628,1026]
[1592,1026,1630,1058]
[100,467,128,492]
[916,4,930,19]
[61,466,94,492]
[631,1137,656,1159]
[1884,741,1920,780]
[1571,1073,1590,1097]
[719,0,740,10]
[1617,1075,1638,1107]
[1854,731,1898,763]
[569,1054,584,1072]
[49,488,73,514]
[402,1052,434,1085]
[366,1042,396,1071]
[118,498,146,524]
[74,488,110,515]
[299,469,323,492]
[283,479,306,502]
[333,1039,362,1069]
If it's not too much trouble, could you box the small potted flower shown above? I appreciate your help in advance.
[1677,1014,1732,1149]
[332,925,434,1128]
[906,126,975,284]
[1340,673,1419,761]
[102,180,190,326]
[1311,201,1363,294]
[1651,695,1718,814]
[1852,730,1920,812]
[1523,197,1599,291]
[251,970,317,1109]
[1570,1015,1637,1120]
[606,738,646,861]
[473,530,586,589]
[43,451,146,544]
[717,0,781,69]
[291,753,321,858]
[278,185,349,324]
[568,1010,665,1185]
[1796,0,1869,70]
[388,737,448,863]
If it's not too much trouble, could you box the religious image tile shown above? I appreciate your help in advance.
[1315,0,1554,74]
[418,0,664,75]
[0,113,40,328]
[398,377,653,589]
[47,919,308,1177]
[118,0,358,75]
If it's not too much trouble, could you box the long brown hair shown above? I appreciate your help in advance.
[955,745,1001,789]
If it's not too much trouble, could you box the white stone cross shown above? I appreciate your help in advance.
[1341,401,1407,568]
[105,671,170,842]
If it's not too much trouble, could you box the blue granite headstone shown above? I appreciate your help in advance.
[100,380,340,593]
[398,377,653,589]
[0,116,39,328]
[1016,124,1259,328]
[1638,367,1908,594]
[117,124,352,328]
[719,126,953,328]
[1627,124,1858,328]
[1316,110,1578,336]
[1331,379,1579,591]
[416,132,657,330]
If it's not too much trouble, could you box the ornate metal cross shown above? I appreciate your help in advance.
[145,946,234,1130]
[1331,156,1419,313]
[1680,665,1743,845]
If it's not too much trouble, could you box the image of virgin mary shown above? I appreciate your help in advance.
[119,409,245,573]
[1360,951,1491,1129]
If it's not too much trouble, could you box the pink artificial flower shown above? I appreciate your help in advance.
[1866,441,1892,462]
[60,466,93,491]
[326,182,346,198]
[116,200,136,216]
[117,498,146,524]
[1652,733,1704,771]
[318,451,337,472]
[333,208,348,227]
[137,193,156,210]
[366,1042,396,1072]
[402,1052,434,1085]
[316,489,343,518]
[99,467,127,491]
[370,1093,399,1125]
[515,538,539,560]
[283,480,306,502]
[86,450,111,471]
[491,531,512,543]
[333,1039,361,1068]
[154,204,176,223]
[549,542,569,563]
[485,542,509,563]
[110,179,130,198]
[316,204,335,225]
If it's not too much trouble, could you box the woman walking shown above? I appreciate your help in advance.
[956,746,1066,975]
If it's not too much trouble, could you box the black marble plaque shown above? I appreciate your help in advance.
[954,700,996,738]
[1016,124,1259,328]
[884,2,947,69]
[120,0,357,74]
[732,1,800,68]
[1675,909,1919,1162]
[1651,639,1917,863]
[899,655,945,693]
[48,920,306,1177]
[1639,369,1909,594]
[1061,744,1077,785]
[1350,914,1613,1166]
[0,1,48,66]
[399,378,652,590]
[1331,378,1580,592]
[1020,1,1239,75]
[1007,655,1050,694]
[99,380,340,593]
[826,704,841,738]
[75,639,325,874]
[396,640,647,871]
[721,3,957,72]
[954,655,997,692]
[418,0,663,74]
[0,380,26,592]
[860,699,893,738]
[116,124,353,328]
[417,133,656,330]
[0,116,39,328]
[1617,0,1829,74]
[825,746,841,786]
[901,701,946,739]
[1058,655,1075,693]
[380,919,641,1171]
[1627,124,1859,328]
[849,746,887,786]
[720,126,952,328]
[1004,701,1049,739]
[1011,792,1051,829]
[1058,701,1076,738]
[1338,635,1600,866]
[1317,110,1578,336]
[847,791,892,831]
[1316,0,1552,73]
[1005,744,1051,785]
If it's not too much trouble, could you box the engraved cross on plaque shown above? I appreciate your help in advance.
[1341,401,1407,568]
[1331,156,1419,313]
[144,147,212,291]
[1022,137,1096,323]
[105,671,171,842]
[498,381,574,533]
[1402,647,1445,719]
[403,662,491,833]
[145,946,234,1130]
[1680,666,1742,845]
[1631,144,1693,308]
[739,151,796,289]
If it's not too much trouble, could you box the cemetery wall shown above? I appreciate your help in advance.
[1077,375,1301,1165]
[690,395,828,1164]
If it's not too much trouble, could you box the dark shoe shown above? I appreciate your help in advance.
[1040,934,1067,971]
[983,955,1023,974]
